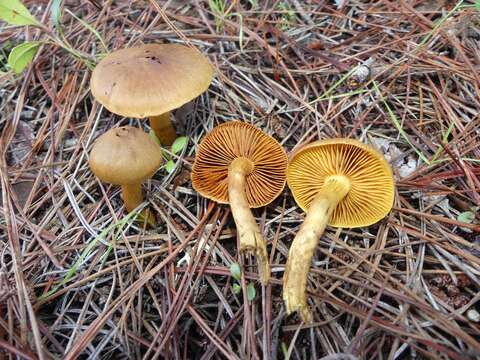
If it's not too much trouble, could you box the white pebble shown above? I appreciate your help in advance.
[467,309,479,322]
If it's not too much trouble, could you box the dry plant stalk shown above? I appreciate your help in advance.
[192,121,288,284]
[284,139,395,322]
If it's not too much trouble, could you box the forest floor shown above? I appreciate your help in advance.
[1,0,480,359]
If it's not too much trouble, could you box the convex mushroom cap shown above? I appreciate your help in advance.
[90,44,214,118]
[89,126,162,185]
[191,121,288,207]
[287,138,395,227]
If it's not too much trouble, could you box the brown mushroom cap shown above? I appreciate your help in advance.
[89,126,162,185]
[191,121,288,208]
[90,44,214,118]
[287,138,395,228]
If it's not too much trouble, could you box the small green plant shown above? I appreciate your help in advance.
[232,283,241,294]
[208,0,227,32]
[246,282,256,301]
[0,0,42,73]
[7,41,41,73]
[373,81,431,165]
[229,262,256,301]
[207,0,244,50]
[458,211,476,224]
[40,207,143,300]
[457,207,478,233]
[149,132,189,174]
[231,262,242,294]
[0,0,101,75]
[277,2,295,31]
[166,136,188,173]
[50,0,62,28]
[230,262,241,281]
[0,0,42,26]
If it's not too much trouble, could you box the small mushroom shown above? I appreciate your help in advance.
[89,126,162,225]
[283,138,395,322]
[90,44,213,145]
[191,122,288,284]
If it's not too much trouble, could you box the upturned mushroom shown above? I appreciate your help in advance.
[90,44,213,145]
[283,138,395,322]
[89,126,163,225]
[191,122,288,285]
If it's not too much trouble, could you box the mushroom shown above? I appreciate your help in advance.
[89,126,163,225]
[90,44,213,145]
[283,138,395,322]
[191,122,288,284]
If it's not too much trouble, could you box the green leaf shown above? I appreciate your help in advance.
[50,0,62,28]
[149,130,161,146]
[171,136,188,155]
[8,41,41,74]
[230,263,241,281]
[165,160,175,173]
[476,0,480,11]
[247,283,256,301]
[457,211,475,224]
[232,283,241,295]
[0,0,40,26]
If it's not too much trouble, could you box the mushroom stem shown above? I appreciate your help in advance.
[121,183,155,226]
[283,175,351,322]
[228,157,270,285]
[149,112,177,146]
[121,183,143,212]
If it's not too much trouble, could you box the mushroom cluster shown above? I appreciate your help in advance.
[88,43,213,223]
[86,44,395,320]
[190,124,394,298]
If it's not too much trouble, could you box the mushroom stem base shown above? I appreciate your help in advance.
[149,112,177,146]
[121,183,156,226]
[228,157,270,285]
[283,175,351,322]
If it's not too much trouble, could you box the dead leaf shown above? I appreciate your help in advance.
[0,179,35,210]
[11,121,34,164]
[173,168,191,191]
[12,180,35,209]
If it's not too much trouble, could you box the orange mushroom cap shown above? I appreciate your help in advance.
[287,138,395,227]
[191,121,288,208]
